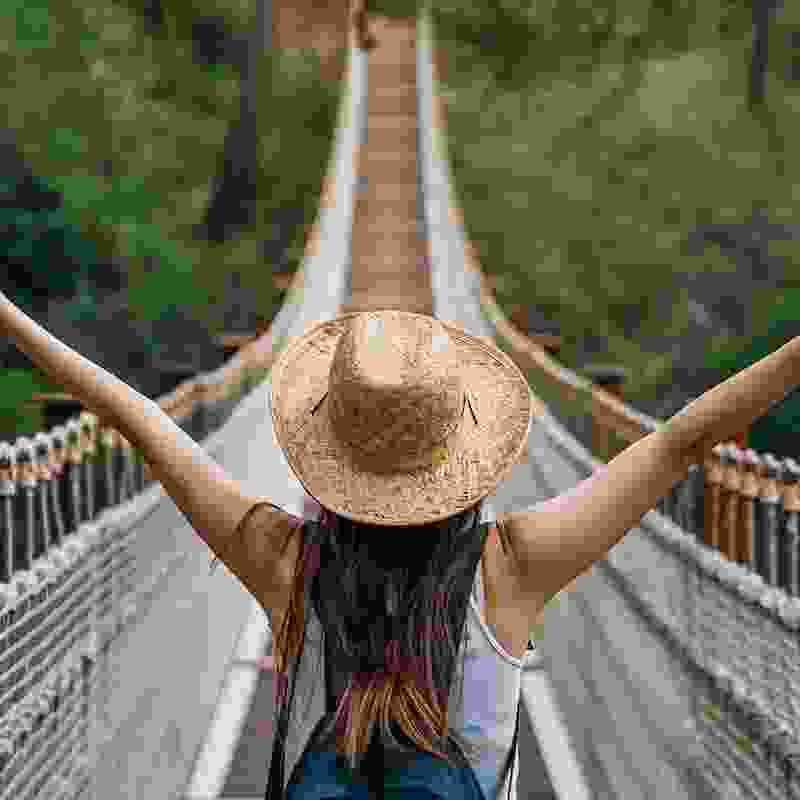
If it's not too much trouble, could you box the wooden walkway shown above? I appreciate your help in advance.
[340,15,432,316]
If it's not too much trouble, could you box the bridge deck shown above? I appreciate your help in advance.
[340,15,432,317]
[214,14,557,800]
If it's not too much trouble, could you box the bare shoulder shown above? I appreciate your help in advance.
[224,501,303,622]
[499,432,690,600]
[492,511,549,630]
[495,509,536,581]
[499,504,569,601]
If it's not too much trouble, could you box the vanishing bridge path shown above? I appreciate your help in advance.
[193,14,564,800]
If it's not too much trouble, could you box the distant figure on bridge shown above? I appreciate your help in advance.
[3,292,795,798]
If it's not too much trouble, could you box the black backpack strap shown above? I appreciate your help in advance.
[264,520,316,800]
[507,700,520,800]
[264,690,288,800]
[506,643,532,800]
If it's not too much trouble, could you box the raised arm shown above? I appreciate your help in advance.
[505,333,800,603]
[0,292,292,605]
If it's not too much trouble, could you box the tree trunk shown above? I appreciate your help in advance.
[142,0,164,36]
[749,0,778,111]
[201,1,269,243]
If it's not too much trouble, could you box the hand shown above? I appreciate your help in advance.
[0,289,15,326]
[0,291,29,339]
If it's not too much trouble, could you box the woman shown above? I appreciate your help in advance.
[1,298,797,798]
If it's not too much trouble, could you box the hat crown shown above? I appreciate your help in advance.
[328,313,465,472]
[270,309,532,526]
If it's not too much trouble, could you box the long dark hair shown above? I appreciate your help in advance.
[272,498,496,780]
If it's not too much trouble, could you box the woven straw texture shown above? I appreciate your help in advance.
[270,311,532,526]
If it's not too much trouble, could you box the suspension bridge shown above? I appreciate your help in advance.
[1,7,798,800]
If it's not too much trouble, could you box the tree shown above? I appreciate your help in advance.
[0,171,122,311]
[142,0,164,36]
[200,3,267,243]
[749,0,782,112]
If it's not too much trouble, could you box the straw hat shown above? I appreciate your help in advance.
[270,311,532,527]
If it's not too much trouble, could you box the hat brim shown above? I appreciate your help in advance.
[270,312,532,527]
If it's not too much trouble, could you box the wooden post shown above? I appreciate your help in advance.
[214,314,273,358]
[271,267,294,290]
[255,313,271,336]
[214,334,254,359]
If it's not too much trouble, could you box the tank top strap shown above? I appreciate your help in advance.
[474,497,497,615]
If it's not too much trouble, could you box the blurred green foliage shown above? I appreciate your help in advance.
[0,0,342,439]
[0,0,341,332]
[701,288,800,459]
[0,173,108,310]
[431,0,800,458]
[366,0,419,19]
[118,0,258,40]
[0,370,62,443]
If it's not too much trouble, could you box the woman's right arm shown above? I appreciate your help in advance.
[0,291,293,604]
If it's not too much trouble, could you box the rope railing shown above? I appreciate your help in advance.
[0,321,291,800]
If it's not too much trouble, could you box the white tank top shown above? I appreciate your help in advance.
[276,498,526,800]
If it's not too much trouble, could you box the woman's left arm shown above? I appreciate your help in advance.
[0,293,276,571]
[506,333,800,601]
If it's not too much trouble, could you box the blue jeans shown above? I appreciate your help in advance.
[286,746,486,800]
